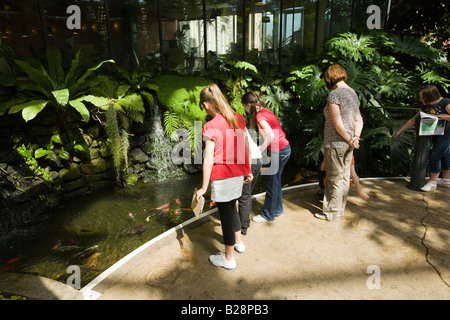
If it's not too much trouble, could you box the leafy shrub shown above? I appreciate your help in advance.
[151,74,210,140]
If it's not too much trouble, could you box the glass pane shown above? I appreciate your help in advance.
[282,0,308,65]
[325,0,351,39]
[205,0,244,63]
[0,0,42,58]
[43,0,109,66]
[135,0,160,71]
[160,0,204,72]
[245,0,281,65]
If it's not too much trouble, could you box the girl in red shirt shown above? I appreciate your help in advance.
[242,92,291,222]
[195,84,253,270]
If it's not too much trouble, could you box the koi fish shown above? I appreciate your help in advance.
[128,212,135,219]
[175,199,181,204]
[0,257,20,273]
[120,224,148,235]
[6,257,20,264]
[71,245,99,259]
[181,208,193,212]
[174,209,179,215]
[76,265,105,273]
[156,202,170,210]
[85,253,100,267]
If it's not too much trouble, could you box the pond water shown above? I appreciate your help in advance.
[0,162,316,288]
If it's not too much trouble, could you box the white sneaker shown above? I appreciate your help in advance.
[234,242,246,253]
[252,214,268,223]
[209,252,236,270]
[436,179,450,188]
[420,181,437,192]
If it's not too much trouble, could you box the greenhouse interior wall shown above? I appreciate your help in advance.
[0,0,390,71]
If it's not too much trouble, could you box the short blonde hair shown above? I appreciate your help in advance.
[324,64,348,89]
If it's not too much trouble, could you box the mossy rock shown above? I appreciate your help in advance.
[80,158,108,174]
[59,163,81,181]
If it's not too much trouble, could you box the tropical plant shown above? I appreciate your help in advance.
[112,65,159,109]
[286,64,328,111]
[151,74,209,145]
[262,86,293,119]
[80,74,151,185]
[0,46,114,123]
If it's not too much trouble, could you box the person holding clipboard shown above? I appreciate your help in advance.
[195,84,253,270]
[394,85,450,191]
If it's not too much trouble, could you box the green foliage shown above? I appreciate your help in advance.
[0,291,26,300]
[105,105,129,184]
[325,32,378,63]
[151,74,209,142]
[0,46,114,122]
[262,86,293,119]
[286,64,328,110]
[15,143,54,185]
[13,132,89,186]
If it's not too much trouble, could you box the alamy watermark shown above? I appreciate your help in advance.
[66,265,81,290]
[170,122,280,176]
[65,4,383,31]
[366,265,381,289]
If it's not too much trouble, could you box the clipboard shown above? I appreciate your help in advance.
[191,188,205,217]
[419,112,446,136]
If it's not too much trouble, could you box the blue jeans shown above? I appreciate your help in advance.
[260,145,291,221]
[429,133,450,173]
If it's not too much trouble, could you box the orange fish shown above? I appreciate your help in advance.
[156,202,170,210]
[6,257,20,264]
[175,199,180,204]
[181,208,193,211]
[174,209,179,215]
[0,257,20,273]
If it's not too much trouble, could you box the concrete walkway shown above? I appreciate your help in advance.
[81,178,449,300]
[1,178,449,300]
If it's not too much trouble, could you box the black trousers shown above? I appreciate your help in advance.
[238,160,262,233]
[216,199,242,246]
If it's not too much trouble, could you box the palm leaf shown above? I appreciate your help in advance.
[46,45,64,90]
[65,49,81,88]
[69,59,114,97]
[14,60,54,97]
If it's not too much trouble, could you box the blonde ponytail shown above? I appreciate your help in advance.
[200,84,244,130]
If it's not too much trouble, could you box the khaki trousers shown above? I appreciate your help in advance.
[322,146,353,221]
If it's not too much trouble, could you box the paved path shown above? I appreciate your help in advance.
[82,178,449,300]
[1,178,449,300]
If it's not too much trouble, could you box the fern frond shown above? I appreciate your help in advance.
[234,61,258,73]
[163,111,180,136]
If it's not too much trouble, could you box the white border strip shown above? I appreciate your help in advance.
[80,207,219,299]
[80,177,408,299]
